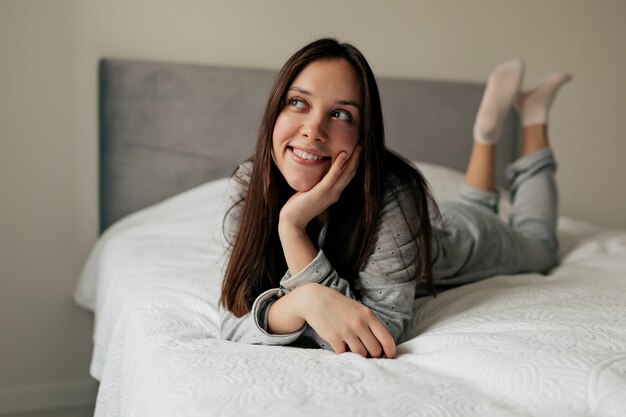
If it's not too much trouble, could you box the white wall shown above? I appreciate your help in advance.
[1,0,624,412]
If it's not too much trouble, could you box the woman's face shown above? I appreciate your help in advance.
[272,58,362,192]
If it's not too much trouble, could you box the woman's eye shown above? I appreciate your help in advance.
[288,98,306,109]
[331,110,352,121]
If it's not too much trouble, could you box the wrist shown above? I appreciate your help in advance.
[267,290,307,335]
[278,218,307,239]
[291,283,320,321]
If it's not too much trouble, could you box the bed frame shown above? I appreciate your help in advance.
[98,59,519,232]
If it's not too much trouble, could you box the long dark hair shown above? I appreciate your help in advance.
[220,38,436,317]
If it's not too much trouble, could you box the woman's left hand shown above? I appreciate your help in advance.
[279,145,361,230]
[295,283,397,358]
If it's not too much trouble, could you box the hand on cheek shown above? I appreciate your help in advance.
[277,145,361,276]
[279,145,361,230]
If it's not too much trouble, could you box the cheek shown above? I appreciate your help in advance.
[272,114,296,167]
[272,113,296,146]
[331,129,359,156]
[272,118,284,152]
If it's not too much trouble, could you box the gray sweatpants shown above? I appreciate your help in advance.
[422,148,558,296]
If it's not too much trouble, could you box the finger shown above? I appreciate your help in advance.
[323,151,349,185]
[323,146,361,193]
[345,336,368,358]
[311,155,353,204]
[332,147,361,189]
[357,330,384,358]
[328,338,347,355]
[369,320,397,359]
[345,144,362,168]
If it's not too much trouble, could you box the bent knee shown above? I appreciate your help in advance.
[533,239,560,273]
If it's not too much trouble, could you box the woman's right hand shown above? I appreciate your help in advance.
[279,145,361,231]
[295,283,396,358]
[277,146,361,276]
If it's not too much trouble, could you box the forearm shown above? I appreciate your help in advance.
[278,221,318,275]
[219,288,306,345]
[267,285,309,334]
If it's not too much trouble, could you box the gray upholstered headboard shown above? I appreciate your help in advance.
[99,59,519,232]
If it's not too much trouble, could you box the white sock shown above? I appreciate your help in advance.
[473,59,525,145]
[515,72,573,126]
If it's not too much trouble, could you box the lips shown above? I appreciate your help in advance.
[287,146,330,166]
[291,147,327,161]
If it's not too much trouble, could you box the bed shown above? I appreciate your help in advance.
[74,59,626,416]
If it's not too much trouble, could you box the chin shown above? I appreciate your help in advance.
[286,175,322,192]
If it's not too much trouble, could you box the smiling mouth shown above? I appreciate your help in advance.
[289,147,330,161]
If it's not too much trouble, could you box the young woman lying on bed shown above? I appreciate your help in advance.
[218,38,572,359]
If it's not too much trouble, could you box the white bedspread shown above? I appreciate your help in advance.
[75,176,626,417]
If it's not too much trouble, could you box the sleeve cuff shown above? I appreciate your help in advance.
[279,250,332,290]
[251,288,307,342]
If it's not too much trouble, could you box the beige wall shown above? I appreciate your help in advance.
[1,0,624,412]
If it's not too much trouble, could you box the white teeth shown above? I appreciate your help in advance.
[292,148,324,161]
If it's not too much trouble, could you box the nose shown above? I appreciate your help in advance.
[301,111,327,142]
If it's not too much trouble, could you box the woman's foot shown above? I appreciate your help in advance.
[515,71,573,126]
[473,59,525,145]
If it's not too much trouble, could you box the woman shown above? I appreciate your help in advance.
[219,38,571,359]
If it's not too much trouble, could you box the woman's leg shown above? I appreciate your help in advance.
[464,142,496,192]
[472,59,525,146]
[517,71,572,156]
[429,138,560,295]
[520,124,549,156]
[507,72,573,259]
[462,59,524,211]
[426,69,572,294]
[516,72,573,129]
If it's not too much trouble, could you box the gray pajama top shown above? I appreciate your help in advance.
[219,161,421,350]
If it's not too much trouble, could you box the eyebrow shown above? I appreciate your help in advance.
[289,86,361,110]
